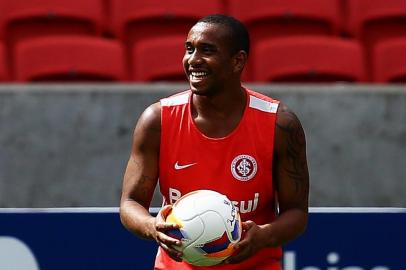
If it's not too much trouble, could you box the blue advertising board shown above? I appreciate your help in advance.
[283,208,406,270]
[0,208,405,270]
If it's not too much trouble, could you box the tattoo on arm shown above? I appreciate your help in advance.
[276,108,309,202]
[129,160,156,207]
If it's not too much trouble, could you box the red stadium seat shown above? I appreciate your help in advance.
[0,0,105,45]
[228,0,342,39]
[372,38,406,83]
[227,0,342,82]
[132,35,186,82]
[0,0,107,78]
[110,0,223,77]
[110,0,223,43]
[0,42,9,81]
[346,0,406,46]
[345,0,406,80]
[14,36,125,82]
[252,36,366,83]
[110,0,223,47]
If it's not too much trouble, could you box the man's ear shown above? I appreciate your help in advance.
[233,50,248,73]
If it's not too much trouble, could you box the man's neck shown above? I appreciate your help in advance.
[192,85,246,117]
[190,86,247,138]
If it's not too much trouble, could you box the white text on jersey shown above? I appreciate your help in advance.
[168,188,259,214]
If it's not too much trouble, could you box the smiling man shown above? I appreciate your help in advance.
[120,14,309,270]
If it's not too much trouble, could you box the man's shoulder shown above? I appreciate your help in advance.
[137,102,162,133]
[160,90,191,107]
[274,102,305,144]
[245,87,280,113]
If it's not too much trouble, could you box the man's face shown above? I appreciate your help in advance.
[183,22,237,96]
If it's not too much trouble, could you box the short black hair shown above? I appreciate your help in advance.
[196,14,250,56]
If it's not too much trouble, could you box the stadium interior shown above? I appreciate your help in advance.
[1,1,405,269]
[0,0,405,83]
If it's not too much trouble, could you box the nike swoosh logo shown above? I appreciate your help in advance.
[174,162,197,170]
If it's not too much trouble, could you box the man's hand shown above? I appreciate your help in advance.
[225,220,266,264]
[154,205,183,262]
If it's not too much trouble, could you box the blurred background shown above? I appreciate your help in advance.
[0,0,405,208]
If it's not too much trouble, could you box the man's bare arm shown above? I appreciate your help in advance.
[262,102,309,247]
[120,103,161,240]
[120,102,183,261]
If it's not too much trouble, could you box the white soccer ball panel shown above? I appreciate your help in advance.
[179,217,205,247]
[193,211,226,246]
[193,192,239,242]
[182,244,208,264]
[173,194,200,220]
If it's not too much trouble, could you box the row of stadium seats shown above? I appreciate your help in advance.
[0,0,406,82]
[1,35,406,83]
[1,0,406,40]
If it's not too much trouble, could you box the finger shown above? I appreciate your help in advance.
[159,242,183,262]
[242,220,255,231]
[155,221,180,231]
[225,245,251,264]
[157,231,182,247]
[233,237,249,252]
[224,235,252,264]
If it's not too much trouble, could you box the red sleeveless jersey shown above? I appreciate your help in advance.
[155,88,282,270]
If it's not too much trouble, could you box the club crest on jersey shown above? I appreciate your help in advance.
[231,154,257,181]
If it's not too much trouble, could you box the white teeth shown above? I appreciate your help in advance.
[190,71,208,80]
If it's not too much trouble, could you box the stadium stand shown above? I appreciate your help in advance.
[0,0,402,83]
[345,0,406,44]
[0,0,105,43]
[252,36,366,83]
[131,35,186,82]
[110,0,224,44]
[372,38,406,83]
[14,36,125,82]
[345,0,406,80]
[0,42,8,81]
[227,0,343,82]
[110,0,224,78]
[0,0,106,80]
[228,0,342,42]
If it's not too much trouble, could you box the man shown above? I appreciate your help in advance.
[120,14,309,269]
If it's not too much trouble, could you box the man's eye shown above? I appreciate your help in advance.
[203,46,215,54]
[185,46,194,54]
[203,46,211,52]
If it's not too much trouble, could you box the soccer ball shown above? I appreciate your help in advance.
[165,190,242,266]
